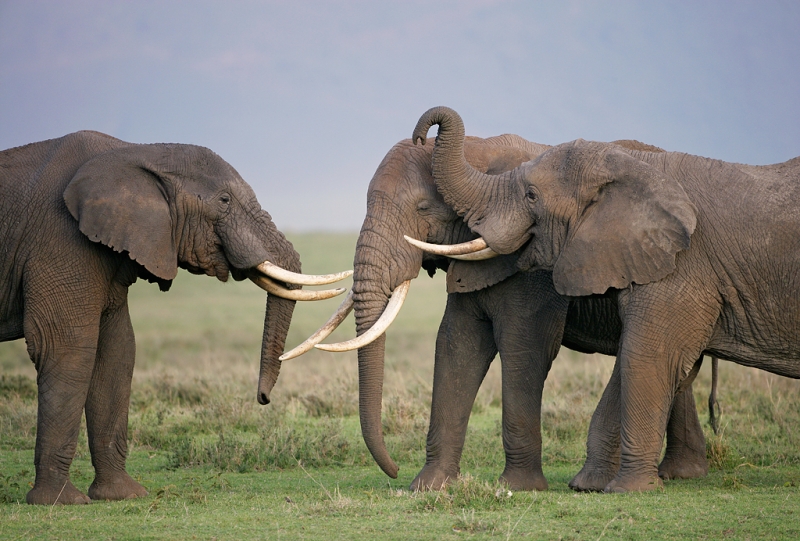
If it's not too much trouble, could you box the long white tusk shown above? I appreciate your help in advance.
[256,260,353,286]
[279,290,355,360]
[403,235,499,260]
[249,274,346,301]
[315,280,411,352]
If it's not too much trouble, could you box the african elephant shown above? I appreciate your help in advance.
[0,131,349,505]
[412,106,800,492]
[288,133,709,491]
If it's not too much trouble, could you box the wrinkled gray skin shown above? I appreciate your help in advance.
[352,134,708,491]
[413,106,800,492]
[0,131,299,504]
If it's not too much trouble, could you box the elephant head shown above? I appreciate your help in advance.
[412,107,697,297]
[63,137,349,404]
[283,134,547,478]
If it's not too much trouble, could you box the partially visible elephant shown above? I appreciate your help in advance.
[0,131,348,505]
[412,106,800,492]
[296,133,709,491]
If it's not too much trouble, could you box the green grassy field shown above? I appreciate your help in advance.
[1,232,799,540]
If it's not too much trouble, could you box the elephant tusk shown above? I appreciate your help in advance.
[256,260,353,286]
[249,274,346,301]
[315,280,411,352]
[279,290,355,360]
[403,235,499,260]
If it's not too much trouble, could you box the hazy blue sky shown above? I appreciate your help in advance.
[2,1,798,231]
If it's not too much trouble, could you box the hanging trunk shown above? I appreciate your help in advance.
[257,293,296,404]
[350,208,422,478]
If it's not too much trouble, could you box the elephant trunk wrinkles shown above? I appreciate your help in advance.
[257,293,296,404]
[350,220,420,478]
[412,107,498,231]
[413,107,525,254]
[253,217,301,405]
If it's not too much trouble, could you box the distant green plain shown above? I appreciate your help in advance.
[1,233,798,540]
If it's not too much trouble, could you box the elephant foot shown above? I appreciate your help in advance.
[568,463,617,492]
[88,471,148,501]
[604,472,664,493]
[410,464,458,491]
[26,479,91,505]
[658,452,708,480]
[499,467,548,491]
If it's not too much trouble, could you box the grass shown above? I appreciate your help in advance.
[1,232,800,539]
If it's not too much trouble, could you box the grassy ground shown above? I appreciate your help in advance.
[1,232,799,540]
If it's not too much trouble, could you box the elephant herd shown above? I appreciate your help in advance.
[2,106,798,504]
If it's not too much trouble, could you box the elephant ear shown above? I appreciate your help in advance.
[552,145,696,296]
[446,254,519,294]
[64,151,178,281]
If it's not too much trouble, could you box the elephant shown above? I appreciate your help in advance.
[0,131,349,505]
[286,133,710,491]
[412,106,800,492]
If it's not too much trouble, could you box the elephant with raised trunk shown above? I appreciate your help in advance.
[287,133,710,491]
[0,131,350,505]
[412,106,800,493]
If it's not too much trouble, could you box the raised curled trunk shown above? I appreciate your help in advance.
[413,107,521,254]
[351,203,422,478]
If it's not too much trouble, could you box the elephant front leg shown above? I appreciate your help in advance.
[569,361,621,492]
[411,297,496,491]
[85,304,147,501]
[497,358,549,491]
[26,333,99,505]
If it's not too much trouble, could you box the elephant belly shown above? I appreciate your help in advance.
[709,288,800,379]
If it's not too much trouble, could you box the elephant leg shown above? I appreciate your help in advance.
[659,380,708,480]
[25,318,99,505]
[86,303,147,501]
[569,360,622,492]
[496,357,550,491]
[494,277,567,491]
[411,293,496,491]
[605,288,716,493]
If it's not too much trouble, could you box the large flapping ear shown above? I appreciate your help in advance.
[446,254,519,294]
[552,144,696,296]
[64,150,178,280]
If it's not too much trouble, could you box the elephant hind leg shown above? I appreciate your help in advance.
[569,359,621,492]
[86,303,147,501]
[658,380,708,480]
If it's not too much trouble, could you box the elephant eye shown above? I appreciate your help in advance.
[526,187,538,203]
[219,194,231,204]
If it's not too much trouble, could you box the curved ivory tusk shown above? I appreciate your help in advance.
[315,280,411,352]
[249,274,346,301]
[279,290,355,360]
[256,260,353,286]
[403,235,499,260]
[447,247,499,261]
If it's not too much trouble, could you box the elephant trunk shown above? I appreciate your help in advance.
[250,214,301,405]
[350,212,422,478]
[257,293,296,404]
[412,107,522,254]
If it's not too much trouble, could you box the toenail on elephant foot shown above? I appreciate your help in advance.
[88,472,148,501]
[26,480,91,505]
[410,465,457,491]
[569,465,617,492]
[499,468,548,491]
[604,473,664,493]
[658,456,708,480]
